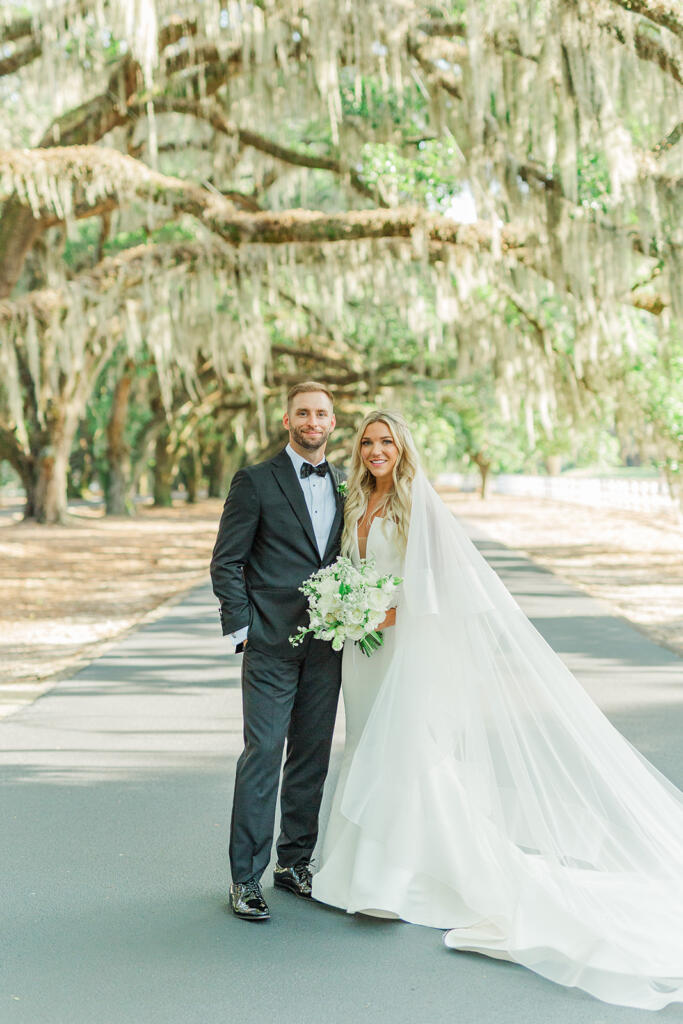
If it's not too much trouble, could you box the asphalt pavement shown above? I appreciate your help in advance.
[2,521,682,1024]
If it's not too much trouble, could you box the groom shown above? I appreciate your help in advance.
[210,381,345,921]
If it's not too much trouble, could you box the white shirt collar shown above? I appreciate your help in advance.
[286,442,328,472]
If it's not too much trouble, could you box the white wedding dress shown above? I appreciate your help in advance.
[314,515,408,920]
[312,472,683,1011]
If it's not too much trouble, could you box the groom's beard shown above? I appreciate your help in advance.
[290,424,332,453]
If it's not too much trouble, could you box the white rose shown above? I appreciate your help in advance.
[365,611,384,631]
[366,587,390,613]
[317,575,341,596]
[317,593,340,617]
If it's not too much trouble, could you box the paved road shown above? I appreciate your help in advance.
[2,523,682,1024]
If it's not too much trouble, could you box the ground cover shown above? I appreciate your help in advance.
[1,490,680,716]
[0,499,222,714]
[444,491,683,657]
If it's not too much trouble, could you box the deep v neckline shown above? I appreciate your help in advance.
[356,515,384,561]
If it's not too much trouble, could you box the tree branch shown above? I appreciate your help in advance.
[270,341,358,372]
[416,18,538,61]
[0,14,34,45]
[40,54,140,147]
[0,146,532,252]
[130,97,384,205]
[0,38,42,78]
[652,120,683,158]
[157,16,198,51]
[420,11,681,84]
[0,241,214,324]
[608,0,683,38]
[596,13,682,85]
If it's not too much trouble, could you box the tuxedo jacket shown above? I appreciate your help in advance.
[210,448,346,659]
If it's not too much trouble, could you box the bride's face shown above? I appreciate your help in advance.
[360,421,399,482]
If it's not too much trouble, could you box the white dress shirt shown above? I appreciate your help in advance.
[229,444,337,649]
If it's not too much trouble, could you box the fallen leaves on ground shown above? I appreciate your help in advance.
[2,491,681,709]
[444,491,683,657]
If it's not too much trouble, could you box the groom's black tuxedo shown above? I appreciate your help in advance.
[211,448,346,658]
[210,447,345,883]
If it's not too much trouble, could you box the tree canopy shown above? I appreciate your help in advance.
[0,0,681,520]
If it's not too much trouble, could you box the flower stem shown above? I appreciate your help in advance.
[358,630,384,657]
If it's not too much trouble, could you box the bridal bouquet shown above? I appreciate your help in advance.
[289,556,402,656]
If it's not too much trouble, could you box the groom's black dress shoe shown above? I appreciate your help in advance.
[229,878,270,920]
[273,861,313,899]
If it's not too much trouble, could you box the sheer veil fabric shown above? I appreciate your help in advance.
[338,471,683,1010]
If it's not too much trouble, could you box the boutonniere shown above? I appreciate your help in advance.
[337,481,348,498]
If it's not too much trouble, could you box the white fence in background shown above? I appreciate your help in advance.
[435,473,679,517]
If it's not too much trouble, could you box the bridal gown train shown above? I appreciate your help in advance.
[311,472,683,1011]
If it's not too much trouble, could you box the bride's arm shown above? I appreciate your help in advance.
[377,607,396,630]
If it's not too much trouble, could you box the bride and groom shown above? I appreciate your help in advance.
[210,382,683,1012]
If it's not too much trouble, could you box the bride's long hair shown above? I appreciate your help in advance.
[341,410,419,556]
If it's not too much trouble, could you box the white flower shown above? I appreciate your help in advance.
[366,587,390,612]
[365,611,385,631]
[317,574,341,596]
[288,556,402,655]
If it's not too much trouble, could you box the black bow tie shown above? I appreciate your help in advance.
[300,461,329,479]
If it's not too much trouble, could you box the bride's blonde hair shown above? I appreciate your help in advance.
[341,410,419,556]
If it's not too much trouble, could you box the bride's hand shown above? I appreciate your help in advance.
[377,607,396,631]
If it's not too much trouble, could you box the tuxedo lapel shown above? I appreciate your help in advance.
[270,449,319,557]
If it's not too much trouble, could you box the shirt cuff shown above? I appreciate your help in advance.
[229,626,249,649]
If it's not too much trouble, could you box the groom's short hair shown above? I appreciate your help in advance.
[287,381,334,410]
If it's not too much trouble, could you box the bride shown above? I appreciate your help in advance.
[312,410,683,1012]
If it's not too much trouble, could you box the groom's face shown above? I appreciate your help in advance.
[284,392,336,455]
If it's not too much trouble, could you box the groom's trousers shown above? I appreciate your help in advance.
[230,638,342,883]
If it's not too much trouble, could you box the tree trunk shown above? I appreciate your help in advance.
[206,441,228,498]
[664,464,683,524]
[546,454,562,476]
[6,408,78,524]
[105,365,134,515]
[0,201,43,298]
[472,453,492,499]
[0,430,35,517]
[20,467,37,520]
[9,453,37,519]
[153,432,175,507]
[32,432,72,523]
[479,463,490,499]
[107,455,133,515]
[181,441,203,503]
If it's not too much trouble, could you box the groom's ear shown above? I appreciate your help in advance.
[283,411,290,431]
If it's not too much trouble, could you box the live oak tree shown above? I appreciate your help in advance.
[0,0,680,520]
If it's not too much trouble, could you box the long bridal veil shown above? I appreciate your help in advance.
[339,470,683,1010]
